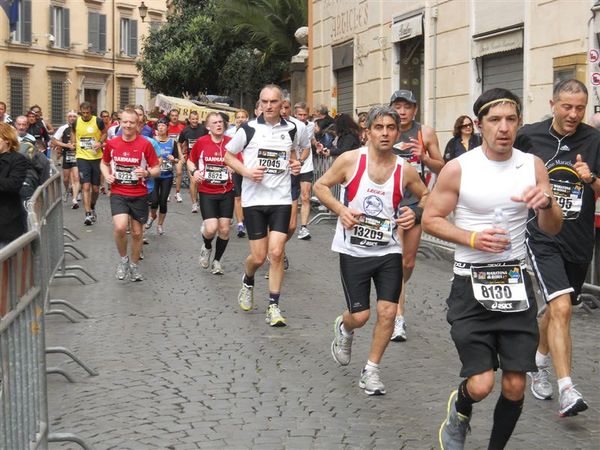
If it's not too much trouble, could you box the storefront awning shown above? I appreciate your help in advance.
[391,13,423,43]
[472,27,523,58]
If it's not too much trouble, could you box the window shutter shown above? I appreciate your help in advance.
[23,0,32,44]
[129,19,138,56]
[88,12,98,51]
[99,14,106,52]
[49,6,54,38]
[63,8,70,48]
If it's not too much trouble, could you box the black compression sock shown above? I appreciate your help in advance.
[243,274,254,286]
[488,394,523,450]
[456,379,477,417]
[214,237,228,261]
[203,235,212,249]
[269,292,280,305]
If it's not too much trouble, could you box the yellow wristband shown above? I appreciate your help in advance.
[469,231,477,249]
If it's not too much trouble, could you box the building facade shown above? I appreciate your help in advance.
[309,0,594,142]
[0,0,168,126]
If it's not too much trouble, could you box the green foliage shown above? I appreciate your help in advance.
[136,0,307,101]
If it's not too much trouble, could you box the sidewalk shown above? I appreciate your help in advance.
[47,195,599,449]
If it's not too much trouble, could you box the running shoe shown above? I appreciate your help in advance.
[176,192,183,203]
[115,258,129,280]
[359,368,386,396]
[439,390,471,450]
[283,255,289,270]
[238,278,254,311]
[129,263,144,282]
[84,213,93,226]
[139,251,144,260]
[192,203,199,213]
[145,217,155,229]
[199,244,211,268]
[76,193,82,201]
[167,195,171,202]
[527,366,553,400]
[211,260,224,275]
[559,385,588,417]
[265,304,287,327]
[237,223,246,238]
[331,315,353,366]
[71,200,79,210]
[297,226,311,240]
[143,236,150,245]
[157,225,164,235]
[390,316,407,342]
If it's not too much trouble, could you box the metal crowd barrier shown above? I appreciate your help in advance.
[309,154,340,224]
[0,164,98,450]
[0,231,48,449]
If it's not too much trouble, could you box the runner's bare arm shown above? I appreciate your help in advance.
[421,126,445,174]
[100,160,115,184]
[314,150,362,229]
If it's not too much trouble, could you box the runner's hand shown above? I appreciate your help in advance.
[473,228,510,253]
[511,185,548,209]
[134,166,147,178]
[574,154,593,182]
[340,207,362,230]
[193,170,203,183]
[247,166,266,182]
[290,160,301,175]
[408,137,425,160]
[105,174,116,184]
[396,206,416,230]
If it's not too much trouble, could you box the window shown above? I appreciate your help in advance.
[149,20,162,32]
[120,18,138,57]
[50,76,66,125]
[88,12,107,53]
[11,0,32,44]
[119,81,133,109]
[50,6,70,49]
[8,69,29,116]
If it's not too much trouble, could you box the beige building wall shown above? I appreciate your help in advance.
[310,0,593,144]
[0,0,167,126]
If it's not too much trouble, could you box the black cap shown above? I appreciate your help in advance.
[389,90,417,105]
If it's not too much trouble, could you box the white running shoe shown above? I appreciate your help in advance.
[211,260,224,275]
[527,366,553,400]
[390,316,407,342]
[176,192,183,203]
[359,368,386,396]
[115,258,129,280]
[128,263,144,282]
[199,244,211,268]
[265,304,286,327]
[191,203,199,213]
[297,226,311,240]
[238,279,254,311]
[559,385,588,417]
[331,315,353,366]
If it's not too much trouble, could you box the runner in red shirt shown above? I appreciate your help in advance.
[101,108,160,282]
[187,112,235,275]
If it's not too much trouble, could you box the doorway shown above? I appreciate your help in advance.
[84,88,100,114]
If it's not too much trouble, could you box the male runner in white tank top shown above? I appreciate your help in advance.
[314,106,428,396]
[423,88,562,450]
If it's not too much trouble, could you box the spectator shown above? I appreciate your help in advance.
[316,113,361,157]
[26,109,50,152]
[0,101,13,125]
[357,111,368,146]
[0,122,31,246]
[443,115,481,162]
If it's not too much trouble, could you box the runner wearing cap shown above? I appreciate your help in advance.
[389,89,445,341]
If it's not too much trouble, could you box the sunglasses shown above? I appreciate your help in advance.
[460,123,473,129]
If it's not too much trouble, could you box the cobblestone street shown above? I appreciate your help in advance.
[47,196,599,449]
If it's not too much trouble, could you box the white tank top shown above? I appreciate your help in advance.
[454,147,535,274]
[332,147,404,257]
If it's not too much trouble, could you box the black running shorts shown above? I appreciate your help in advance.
[110,194,148,224]
[232,172,243,198]
[199,190,235,220]
[291,174,301,201]
[446,273,538,378]
[526,239,589,305]
[77,159,101,185]
[339,252,403,313]
[243,204,292,240]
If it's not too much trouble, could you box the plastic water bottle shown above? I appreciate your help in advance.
[493,208,512,256]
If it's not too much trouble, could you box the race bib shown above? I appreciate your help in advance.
[188,138,197,149]
[350,215,393,247]
[114,165,139,185]
[258,148,289,174]
[205,164,228,184]
[550,179,583,220]
[470,263,529,312]
[65,149,76,163]
[79,137,95,150]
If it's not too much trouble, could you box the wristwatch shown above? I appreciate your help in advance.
[540,192,553,210]
[584,172,597,185]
